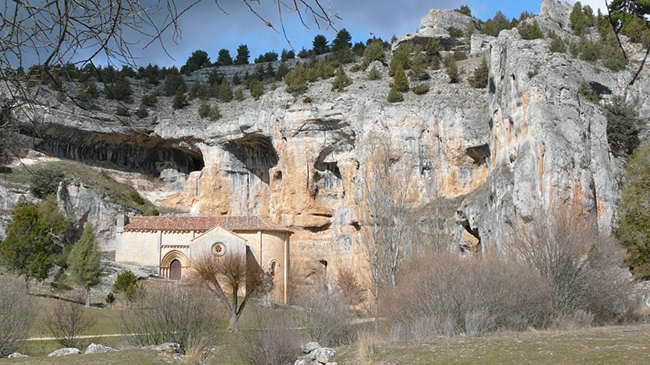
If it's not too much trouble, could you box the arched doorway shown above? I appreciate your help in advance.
[160,250,189,280]
[169,259,182,280]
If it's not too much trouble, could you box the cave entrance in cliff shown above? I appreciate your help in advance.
[223,133,278,184]
[31,129,205,177]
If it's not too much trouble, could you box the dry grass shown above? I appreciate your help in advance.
[335,323,650,365]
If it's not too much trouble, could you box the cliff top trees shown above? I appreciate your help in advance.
[182,50,210,73]
[312,34,330,55]
[235,45,250,65]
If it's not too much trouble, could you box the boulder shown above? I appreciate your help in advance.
[84,343,117,354]
[47,348,81,357]
[145,342,181,353]
[7,352,28,358]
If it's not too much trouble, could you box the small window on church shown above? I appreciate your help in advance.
[211,242,226,256]
[269,260,277,277]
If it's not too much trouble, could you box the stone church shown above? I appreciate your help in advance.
[115,215,292,303]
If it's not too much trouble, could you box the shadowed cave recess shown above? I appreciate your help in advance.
[24,125,204,176]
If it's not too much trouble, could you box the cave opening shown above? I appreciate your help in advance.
[223,133,278,185]
[29,127,204,177]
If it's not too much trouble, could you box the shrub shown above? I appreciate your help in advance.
[45,295,96,348]
[134,106,148,119]
[391,64,409,92]
[549,34,566,53]
[234,88,244,101]
[570,2,587,36]
[445,56,460,83]
[350,64,361,72]
[303,96,312,103]
[141,94,158,107]
[518,21,544,40]
[113,270,137,297]
[76,81,98,101]
[331,66,352,92]
[579,80,599,103]
[387,87,404,103]
[208,105,221,121]
[412,83,430,95]
[121,283,224,354]
[605,97,640,156]
[367,65,382,80]
[579,37,601,61]
[447,26,464,38]
[285,64,307,95]
[198,102,210,118]
[469,57,489,88]
[115,105,130,117]
[482,11,513,37]
[218,80,233,102]
[104,79,133,102]
[296,292,357,347]
[172,89,188,110]
[0,276,36,357]
[163,71,186,97]
[239,308,302,365]
[362,39,386,69]
[30,165,65,198]
[249,78,264,100]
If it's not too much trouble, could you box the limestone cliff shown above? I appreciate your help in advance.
[2,1,649,278]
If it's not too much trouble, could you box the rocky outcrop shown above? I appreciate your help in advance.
[84,343,117,354]
[294,342,336,365]
[393,9,477,51]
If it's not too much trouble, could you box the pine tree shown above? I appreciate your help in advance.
[249,78,264,100]
[218,79,233,102]
[469,57,489,88]
[445,56,460,84]
[216,49,233,66]
[615,146,650,278]
[312,34,330,55]
[235,44,250,65]
[68,224,101,306]
[392,63,409,92]
[331,66,352,92]
[570,2,587,36]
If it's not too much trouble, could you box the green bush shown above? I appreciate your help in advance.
[447,27,464,38]
[615,146,650,278]
[349,64,361,72]
[141,94,158,107]
[362,39,386,69]
[445,56,460,84]
[303,96,312,103]
[549,34,566,53]
[249,79,264,100]
[135,107,148,119]
[172,89,188,110]
[208,105,221,121]
[570,2,587,36]
[115,105,130,117]
[391,63,409,92]
[387,87,404,103]
[469,57,489,88]
[605,97,640,156]
[579,80,599,104]
[518,21,544,40]
[104,79,133,102]
[412,83,430,95]
[367,65,382,80]
[76,81,98,101]
[30,166,65,198]
[331,66,352,92]
[130,191,145,205]
[284,64,307,95]
[113,270,138,299]
[218,80,233,102]
[482,11,513,37]
[198,102,210,118]
[234,88,244,101]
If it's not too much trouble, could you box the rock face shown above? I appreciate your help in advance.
[2,1,649,285]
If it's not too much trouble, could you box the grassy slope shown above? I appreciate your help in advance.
[0,160,158,215]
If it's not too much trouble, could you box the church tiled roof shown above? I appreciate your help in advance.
[123,216,292,233]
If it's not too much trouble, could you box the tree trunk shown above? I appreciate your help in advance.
[228,312,242,332]
[86,287,91,307]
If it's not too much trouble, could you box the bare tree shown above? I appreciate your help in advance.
[45,295,97,349]
[120,282,224,354]
[360,135,418,328]
[0,276,37,357]
[193,251,264,332]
